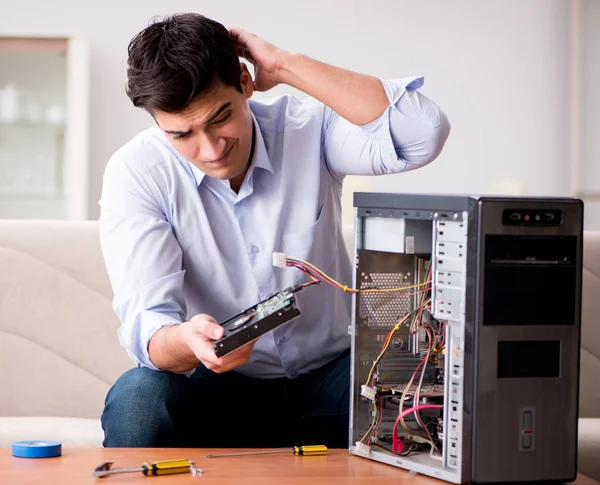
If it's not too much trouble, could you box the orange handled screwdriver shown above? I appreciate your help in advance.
[205,445,328,458]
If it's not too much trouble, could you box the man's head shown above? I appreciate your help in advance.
[126,13,255,188]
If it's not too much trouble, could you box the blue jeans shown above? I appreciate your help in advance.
[101,349,350,448]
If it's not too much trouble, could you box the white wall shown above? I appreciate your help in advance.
[0,0,573,219]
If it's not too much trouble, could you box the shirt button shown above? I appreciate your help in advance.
[278,336,287,344]
[251,245,259,254]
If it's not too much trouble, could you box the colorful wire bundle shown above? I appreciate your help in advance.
[284,253,445,456]
[285,256,430,295]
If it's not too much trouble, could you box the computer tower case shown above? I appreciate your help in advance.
[349,193,583,484]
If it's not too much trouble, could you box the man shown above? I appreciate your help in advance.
[99,13,450,448]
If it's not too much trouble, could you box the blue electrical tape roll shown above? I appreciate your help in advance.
[12,441,62,458]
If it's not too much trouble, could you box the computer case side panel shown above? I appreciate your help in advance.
[459,197,480,483]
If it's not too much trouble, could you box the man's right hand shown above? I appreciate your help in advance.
[178,314,256,373]
[148,314,255,374]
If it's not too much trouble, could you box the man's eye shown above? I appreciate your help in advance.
[213,112,232,125]
[174,133,190,140]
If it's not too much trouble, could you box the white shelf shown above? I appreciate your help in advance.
[0,35,89,220]
[0,121,65,128]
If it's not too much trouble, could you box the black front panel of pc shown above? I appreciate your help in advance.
[471,198,582,484]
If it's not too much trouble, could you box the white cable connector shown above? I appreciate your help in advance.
[272,252,287,268]
[406,434,430,445]
[360,384,377,401]
[354,441,371,457]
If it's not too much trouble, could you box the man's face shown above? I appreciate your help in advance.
[154,65,254,189]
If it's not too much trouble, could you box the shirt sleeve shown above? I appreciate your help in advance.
[98,151,188,373]
[322,77,451,180]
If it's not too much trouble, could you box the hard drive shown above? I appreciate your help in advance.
[213,286,305,357]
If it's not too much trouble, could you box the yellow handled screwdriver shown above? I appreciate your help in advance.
[205,445,327,458]
[92,459,202,478]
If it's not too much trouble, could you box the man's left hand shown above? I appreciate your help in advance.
[229,27,286,92]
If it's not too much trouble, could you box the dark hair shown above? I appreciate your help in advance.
[126,13,242,113]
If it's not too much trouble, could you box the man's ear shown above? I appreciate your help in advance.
[239,63,255,98]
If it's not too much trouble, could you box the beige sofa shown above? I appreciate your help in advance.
[0,220,599,478]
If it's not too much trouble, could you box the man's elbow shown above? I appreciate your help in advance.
[398,110,451,170]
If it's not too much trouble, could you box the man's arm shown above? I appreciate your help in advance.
[100,151,254,375]
[282,56,389,127]
[281,56,391,127]
[230,28,388,125]
[149,315,255,374]
[230,28,450,177]
[148,324,198,373]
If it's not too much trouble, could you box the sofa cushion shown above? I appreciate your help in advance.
[579,418,600,480]
[0,221,132,418]
[581,232,600,418]
[0,417,103,448]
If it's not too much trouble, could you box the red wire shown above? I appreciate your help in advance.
[287,260,343,288]
[398,358,425,433]
[392,404,443,453]
[413,328,435,439]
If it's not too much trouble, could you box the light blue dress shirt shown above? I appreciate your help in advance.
[99,76,450,379]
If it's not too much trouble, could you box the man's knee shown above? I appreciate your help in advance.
[101,366,177,447]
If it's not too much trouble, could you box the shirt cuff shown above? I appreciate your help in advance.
[358,76,424,135]
[118,310,196,377]
[381,76,425,104]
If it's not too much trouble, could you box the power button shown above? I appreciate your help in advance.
[520,408,535,452]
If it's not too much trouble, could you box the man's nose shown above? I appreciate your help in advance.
[199,134,226,161]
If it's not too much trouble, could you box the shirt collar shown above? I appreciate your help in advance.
[186,112,273,188]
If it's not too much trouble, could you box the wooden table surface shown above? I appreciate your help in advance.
[2,447,598,485]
